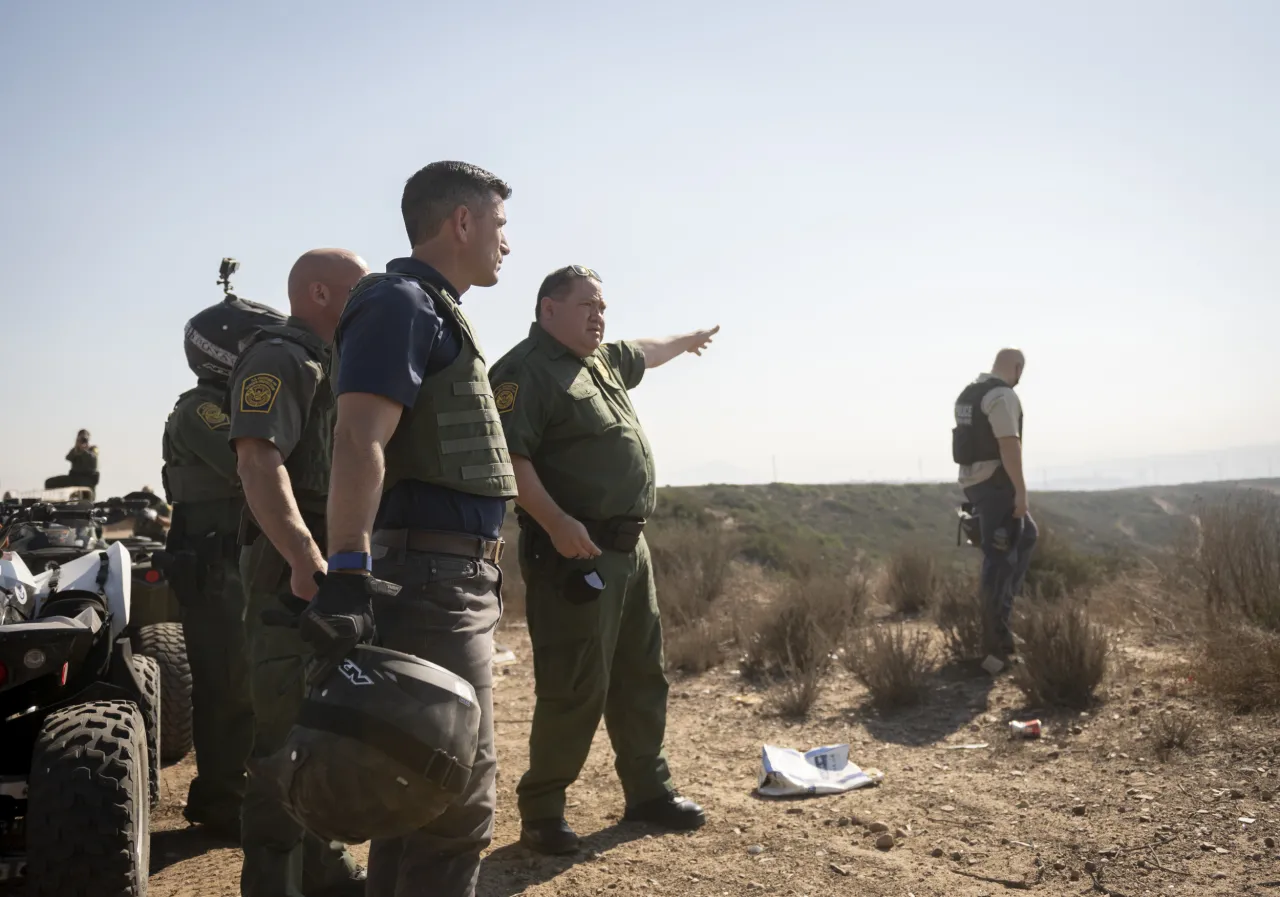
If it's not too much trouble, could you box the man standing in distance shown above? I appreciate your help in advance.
[229,248,370,897]
[952,347,1037,660]
[488,265,719,854]
[312,162,512,897]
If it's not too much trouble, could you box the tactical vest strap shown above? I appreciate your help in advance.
[441,435,507,455]
[461,462,516,481]
[437,409,499,427]
[452,381,491,397]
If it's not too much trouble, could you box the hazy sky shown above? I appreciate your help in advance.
[2,1,1278,499]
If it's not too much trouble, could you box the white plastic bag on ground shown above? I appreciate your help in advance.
[757,744,885,797]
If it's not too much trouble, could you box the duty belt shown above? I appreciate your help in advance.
[372,528,504,563]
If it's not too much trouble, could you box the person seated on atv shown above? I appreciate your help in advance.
[127,486,171,542]
[44,430,101,495]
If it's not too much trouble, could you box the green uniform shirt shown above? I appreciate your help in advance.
[164,385,239,491]
[226,318,333,514]
[489,323,655,521]
[67,446,98,474]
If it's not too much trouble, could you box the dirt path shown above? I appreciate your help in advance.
[148,625,1279,897]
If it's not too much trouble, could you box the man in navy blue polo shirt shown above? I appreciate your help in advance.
[313,161,514,897]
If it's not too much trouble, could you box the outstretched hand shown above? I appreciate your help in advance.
[686,325,720,356]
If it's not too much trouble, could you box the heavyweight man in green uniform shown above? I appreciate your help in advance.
[228,248,370,897]
[159,293,286,837]
[488,265,720,854]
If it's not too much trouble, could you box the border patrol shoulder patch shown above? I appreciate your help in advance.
[240,373,282,413]
[494,382,518,414]
[196,402,230,430]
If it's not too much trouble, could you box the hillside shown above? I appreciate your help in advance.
[639,478,1280,562]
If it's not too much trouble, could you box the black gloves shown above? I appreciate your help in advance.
[297,571,400,684]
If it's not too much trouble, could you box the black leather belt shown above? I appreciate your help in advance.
[372,529,504,563]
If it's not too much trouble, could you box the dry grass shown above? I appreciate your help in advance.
[740,568,870,682]
[649,520,741,673]
[1013,600,1109,710]
[1149,709,1201,761]
[933,571,987,661]
[843,624,937,712]
[1024,525,1114,601]
[882,545,938,616]
[1200,623,1280,713]
[1192,492,1280,632]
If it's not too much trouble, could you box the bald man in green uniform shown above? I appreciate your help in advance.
[488,264,720,855]
[229,248,371,897]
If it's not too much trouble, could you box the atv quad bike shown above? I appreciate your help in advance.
[3,497,194,764]
[0,502,158,895]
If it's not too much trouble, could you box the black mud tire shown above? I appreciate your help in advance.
[131,654,163,806]
[26,700,150,897]
[132,622,193,763]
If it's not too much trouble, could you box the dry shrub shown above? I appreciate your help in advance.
[1013,601,1109,709]
[933,571,986,661]
[649,519,740,672]
[1024,526,1118,601]
[1200,624,1280,713]
[1149,710,1200,761]
[1192,493,1280,632]
[650,520,738,625]
[843,624,937,711]
[883,546,938,616]
[664,619,726,674]
[771,645,825,719]
[740,568,870,682]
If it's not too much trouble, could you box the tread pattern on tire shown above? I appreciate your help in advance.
[26,699,150,897]
[134,621,193,763]
[131,654,163,807]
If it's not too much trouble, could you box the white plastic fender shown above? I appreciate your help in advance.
[32,542,131,639]
[0,550,39,613]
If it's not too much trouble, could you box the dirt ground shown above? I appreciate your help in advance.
[144,615,1279,897]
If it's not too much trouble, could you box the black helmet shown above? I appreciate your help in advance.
[184,295,286,383]
[252,645,481,844]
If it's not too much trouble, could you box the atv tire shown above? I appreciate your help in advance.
[25,700,150,897]
[131,654,163,806]
[133,622,193,763]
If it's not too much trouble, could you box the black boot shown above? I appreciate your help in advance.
[623,793,706,831]
[520,818,581,855]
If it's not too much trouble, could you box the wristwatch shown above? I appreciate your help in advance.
[327,551,372,573]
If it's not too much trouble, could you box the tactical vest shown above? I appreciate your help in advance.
[234,321,334,515]
[952,378,1022,465]
[340,273,517,499]
[162,385,240,503]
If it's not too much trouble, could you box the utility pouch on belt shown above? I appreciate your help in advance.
[586,517,646,553]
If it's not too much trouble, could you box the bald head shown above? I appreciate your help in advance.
[992,348,1025,386]
[286,248,369,342]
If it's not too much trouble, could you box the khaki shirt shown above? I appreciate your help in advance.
[958,373,1023,488]
[489,323,654,521]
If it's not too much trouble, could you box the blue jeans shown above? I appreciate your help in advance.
[964,473,1038,655]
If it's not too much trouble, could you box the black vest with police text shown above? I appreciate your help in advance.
[952,378,1022,465]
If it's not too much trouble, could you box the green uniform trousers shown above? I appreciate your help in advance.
[238,538,360,897]
[167,499,253,829]
[515,530,674,822]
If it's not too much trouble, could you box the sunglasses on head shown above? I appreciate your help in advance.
[567,265,602,281]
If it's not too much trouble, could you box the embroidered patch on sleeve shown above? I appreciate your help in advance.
[494,382,518,414]
[196,401,230,430]
[240,373,282,414]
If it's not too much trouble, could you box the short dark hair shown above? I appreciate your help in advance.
[401,161,512,246]
[535,266,599,319]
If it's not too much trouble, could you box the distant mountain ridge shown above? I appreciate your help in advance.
[649,478,1280,559]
